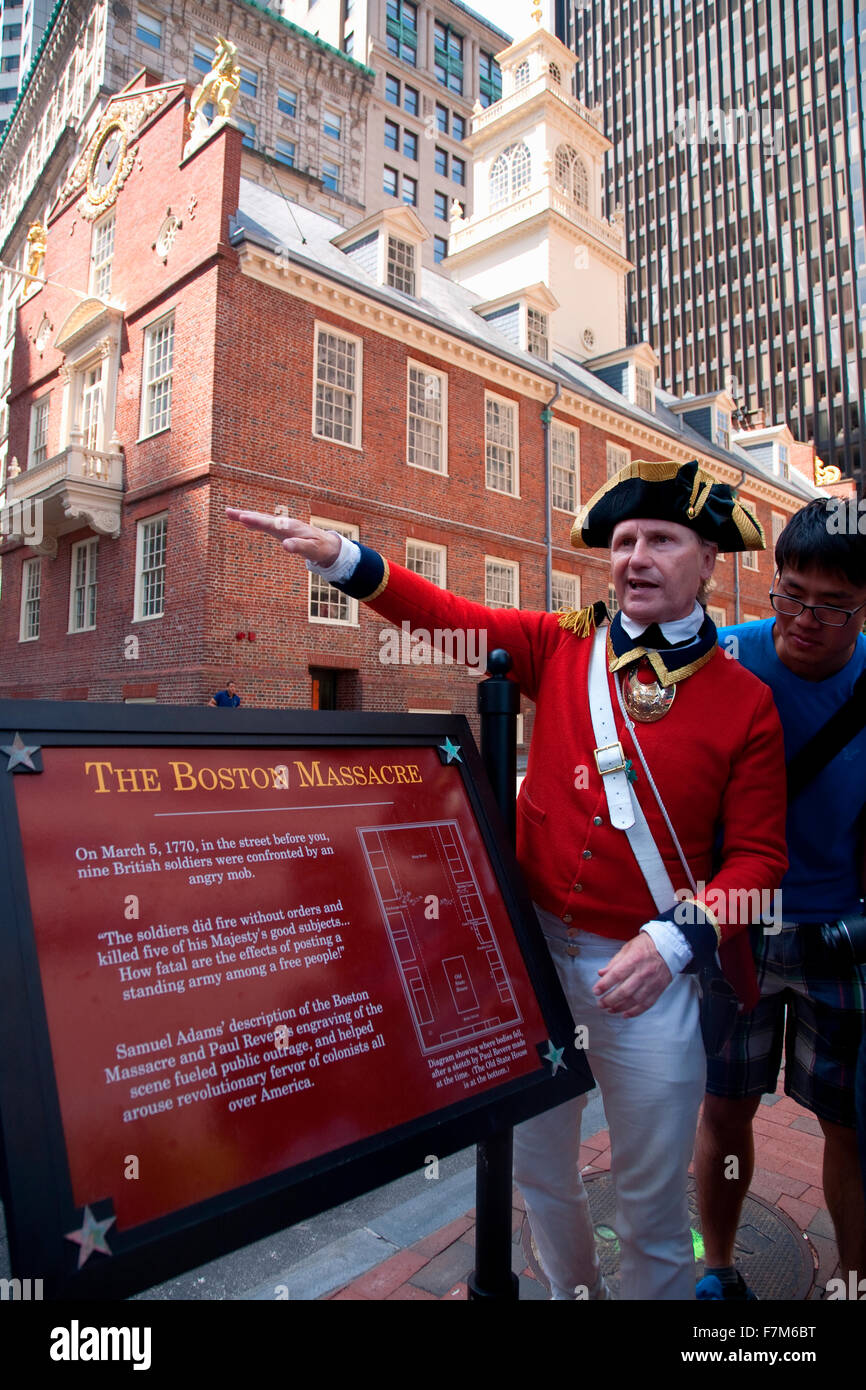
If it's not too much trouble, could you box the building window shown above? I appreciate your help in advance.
[141,314,174,437]
[706,605,727,625]
[235,116,256,148]
[452,155,466,186]
[135,10,162,49]
[344,31,353,56]
[384,118,399,151]
[274,138,296,167]
[385,74,400,106]
[435,103,448,134]
[278,86,298,118]
[90,212,115,300]
[485,558,518,608]
[634,365,655,412]
[434,20,463,94]
[435,146,448,177]
[452,113,466,141]
[313,325,361,447]
[407,363,446,473]
[552,570,579,612]
[771,511,786,545]
[402,129,418,160]
[192,41,212,74]
[607,582,619,616]
[239,67,258,98]
[489,142,531,207]
[551,421,579,512]
[81,366,102,450]
[527,307,549,360]
[385,0,417,66]
[309,518,359,623]
[741,549,759,571]
[406,540,445,586]
[135,514,167,621]
[554,144,589,208]
[514,60,530,88]
[401,174,418,206]
[403,84,419,116]
[479,51,502,107]
[387,235,416,294]
[20,557,42,641]
[69,538,98,632]
[321,160,340,192]
[714,409,731,449]
[548,62,562,84]
[29,396,49,468]
[384,165,398,197]
[434,191,448,220]
[485,394,518,495]
[433,236,448,263]
[606,441,630,477]
[323,108,342,141]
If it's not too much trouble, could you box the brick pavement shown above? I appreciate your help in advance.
[323,1074,841,1301]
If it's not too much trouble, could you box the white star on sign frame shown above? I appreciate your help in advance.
[543,1041,565,1076]
[65,1205,116,1268]
[1,732,40,772]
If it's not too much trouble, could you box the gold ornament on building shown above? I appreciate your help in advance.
[189,35,241,130]
[815,459,842,487]
[86,118,133,212]
[22,222,47,298]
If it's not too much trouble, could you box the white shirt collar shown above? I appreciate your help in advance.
[620,601,705,645]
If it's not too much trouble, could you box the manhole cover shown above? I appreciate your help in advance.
[522,1174,814,1300]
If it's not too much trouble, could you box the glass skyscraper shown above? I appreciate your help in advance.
[557,0,865,490]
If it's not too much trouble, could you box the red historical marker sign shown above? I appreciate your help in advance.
[0,703,590,1298]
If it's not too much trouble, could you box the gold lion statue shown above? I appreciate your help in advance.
[189,35,241,127]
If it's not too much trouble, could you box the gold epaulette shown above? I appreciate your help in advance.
[555,599,609,638]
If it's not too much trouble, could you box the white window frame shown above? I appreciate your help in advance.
[19,556,41,641]
[134,512,168,622]
[90,211,115,300]
[68,537,98,632]
[321,159,341,192]
[606,441,630,478]
[29,394,50,468]
[706,604,727,625]
[484,556,519,609]
[551,420,579,513]
[405,539,446,587]
[771,510,786,545]
[741,549,759,571]
[308,517,360,626]
[274,137,296,167]
[312,323,362,450]
[551,569,580,613]
[135,8,162,49]
[323,107,342,141]
[484,391,519,496]
[277,86,298,118]
[714,409,731,449]
[406,361,447,474]
[526,306,549,360]
[634,364,655,412]
[386,234,416,295]
[139,311,175,439]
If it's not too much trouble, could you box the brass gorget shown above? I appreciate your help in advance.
[621,658,677,722]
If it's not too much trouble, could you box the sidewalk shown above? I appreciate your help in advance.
[322,1076,840,1301]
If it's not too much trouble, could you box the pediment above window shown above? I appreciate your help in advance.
[54,299,123,356]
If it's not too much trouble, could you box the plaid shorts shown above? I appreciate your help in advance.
[705,921,866,1128]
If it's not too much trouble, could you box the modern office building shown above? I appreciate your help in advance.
[0,0,24,130]
[281,0,512,264]
[557,0,866,490]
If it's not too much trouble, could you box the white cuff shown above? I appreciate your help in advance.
[640,920,694,975]
[304,533,361,582]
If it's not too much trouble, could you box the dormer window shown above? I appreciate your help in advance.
[714,408,731,449]
[635,364,655,413]
[386,234,415,295]
[527,307,549,361]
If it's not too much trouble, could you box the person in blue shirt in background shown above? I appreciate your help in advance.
[208,679,241,708]
[695,497,866,1299]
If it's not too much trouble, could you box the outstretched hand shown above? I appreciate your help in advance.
[225,508,341,567]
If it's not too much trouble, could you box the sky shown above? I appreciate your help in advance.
[466,0,554,46]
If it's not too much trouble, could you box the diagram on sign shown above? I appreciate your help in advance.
[357,820,522,1054]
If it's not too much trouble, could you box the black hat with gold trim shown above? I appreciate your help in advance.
[570,458,765,552]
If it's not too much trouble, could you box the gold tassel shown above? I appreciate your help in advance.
[556,604,596,638]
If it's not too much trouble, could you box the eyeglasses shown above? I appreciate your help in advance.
[769,590,866,628]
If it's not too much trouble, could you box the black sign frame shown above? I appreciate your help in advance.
[0,700,591,1300]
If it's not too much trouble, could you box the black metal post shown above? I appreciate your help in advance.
[467,649,520,1301]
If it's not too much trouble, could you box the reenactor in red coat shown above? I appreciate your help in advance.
[228,458,788,1300]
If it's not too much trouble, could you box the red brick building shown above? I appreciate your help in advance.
[0,67,821,750]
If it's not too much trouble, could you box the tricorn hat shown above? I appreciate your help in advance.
[571,458,765,553]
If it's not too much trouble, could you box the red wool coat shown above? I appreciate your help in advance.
[360,559,788,1009]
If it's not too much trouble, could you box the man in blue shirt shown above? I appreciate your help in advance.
[208,680,241,708]
[695,498,866,1299]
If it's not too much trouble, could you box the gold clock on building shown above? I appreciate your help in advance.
[87,121,129,206]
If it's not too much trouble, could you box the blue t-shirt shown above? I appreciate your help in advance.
[718,619,866,920]
[213,691,240,707]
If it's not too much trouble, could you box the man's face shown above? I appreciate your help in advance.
[772,564,866,681]
[227,683,237,695]
[610,518,716,625]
